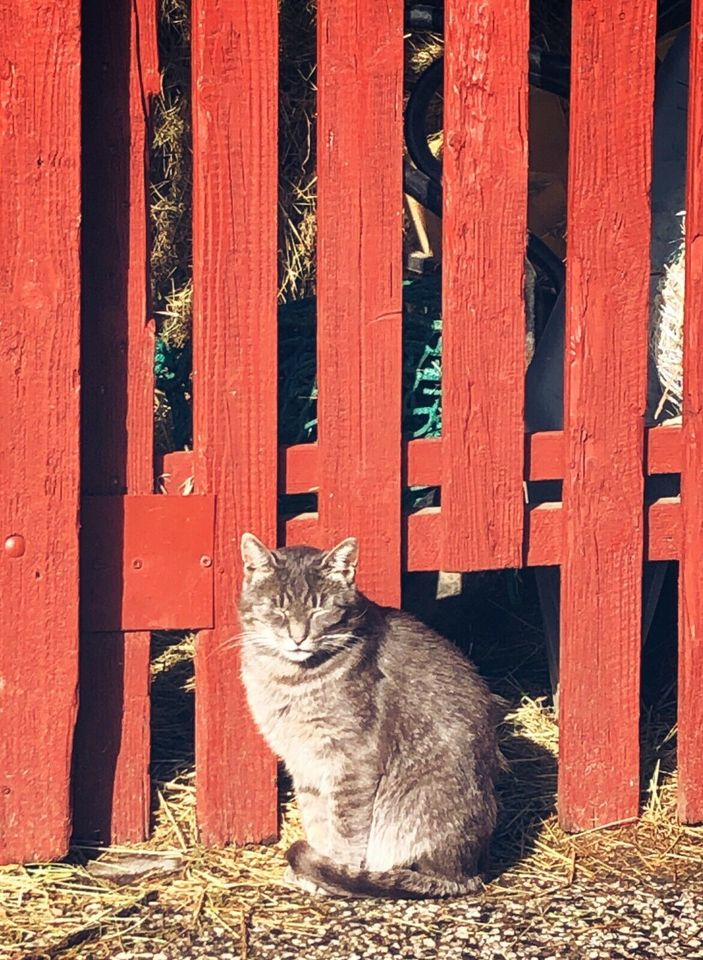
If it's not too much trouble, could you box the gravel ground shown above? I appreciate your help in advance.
[27,873,701,960]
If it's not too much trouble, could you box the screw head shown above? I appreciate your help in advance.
[200,555,213,568]
[4,535,25,558]
[132,558,143,570]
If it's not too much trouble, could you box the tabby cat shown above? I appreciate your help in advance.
[239,533,504,898]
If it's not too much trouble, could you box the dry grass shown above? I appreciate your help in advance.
[2,633,700,959]
[651,228,686,420]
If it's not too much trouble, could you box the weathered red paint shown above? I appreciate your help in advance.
[283,426,683,493]
[0,0,82,864]
[679,0,703,825]
[157,450,197,495]
[286,497,680,572]
[73,0,159,844]
[72,632,151,847]
[316,0,404,606]
[441,0,529,571]
[558,0,656,830]
[192,0,279,845]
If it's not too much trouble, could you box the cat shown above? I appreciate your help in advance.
[238,533,505,899]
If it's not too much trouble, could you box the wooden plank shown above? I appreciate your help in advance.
[157,450,196,495]
[0,0,81,863]
[73,0,159,844]
[192,0,279,845]
[282,444,318,495]
[441,0,529,570]
[678,0,703,825]
[284,425,683,494]
[72,634,150,847]
[286,498,680,571]
[317,0,404,605]
[528,426,682,481]
[647,498,681,563]
[558,0,656,831]
[647,423,682,476]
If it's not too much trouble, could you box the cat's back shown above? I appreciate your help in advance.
[376,607,482,685]
[373,606,500,737]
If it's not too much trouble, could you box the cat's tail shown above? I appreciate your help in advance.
[285,841,483,900]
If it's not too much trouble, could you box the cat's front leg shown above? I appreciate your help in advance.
[324,767,382,868]
[294,781,330,852]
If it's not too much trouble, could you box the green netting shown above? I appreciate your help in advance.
[155,274,443,449]
[278,275,442,445]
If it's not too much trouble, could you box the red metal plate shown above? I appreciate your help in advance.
[81,495,215,631]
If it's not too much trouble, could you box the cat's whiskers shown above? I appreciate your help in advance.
[320,631,359,652]
[205,631,274,659]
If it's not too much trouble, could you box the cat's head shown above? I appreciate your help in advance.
[239,534,359,664]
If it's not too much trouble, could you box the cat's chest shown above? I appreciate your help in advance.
[243,670,364,776]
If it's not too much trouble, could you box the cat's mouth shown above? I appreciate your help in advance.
[282,647,315,663]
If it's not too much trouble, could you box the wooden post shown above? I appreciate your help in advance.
[0,0,82,862]
[72,0,159,844]
[559,0,656,830]
[192,0,279,844]
[441,0,529,572]
[679,2,703,825]
[316,0,404,606]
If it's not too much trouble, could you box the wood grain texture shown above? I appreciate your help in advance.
[285,498,680,570]
[73,0,159,844]
[678,0,703,825]
[192,0,279,844]
[559,0,656,831]
[0,1,81,863]
[284,426,682,494]
[72,633,150,845]
[441,0,529,570]
[317,0,404,605]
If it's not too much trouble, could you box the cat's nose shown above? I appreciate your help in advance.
[288,623,310,646]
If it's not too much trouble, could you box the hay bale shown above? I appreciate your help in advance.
[651,230,685,419]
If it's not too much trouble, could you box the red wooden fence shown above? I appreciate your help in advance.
[1,0,702,864]
[679,0,703,825]
[559,0,656,831]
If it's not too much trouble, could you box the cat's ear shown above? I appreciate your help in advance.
[322,537,358,585]
[241,533,275,577]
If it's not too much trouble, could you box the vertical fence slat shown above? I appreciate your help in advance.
[0,1,81,862]
[192,0,279,844]
[559,0,656,830]
[679,4,703,825]
[73,0,159,843]
[317,0,404,606]
[440,0,529,572]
